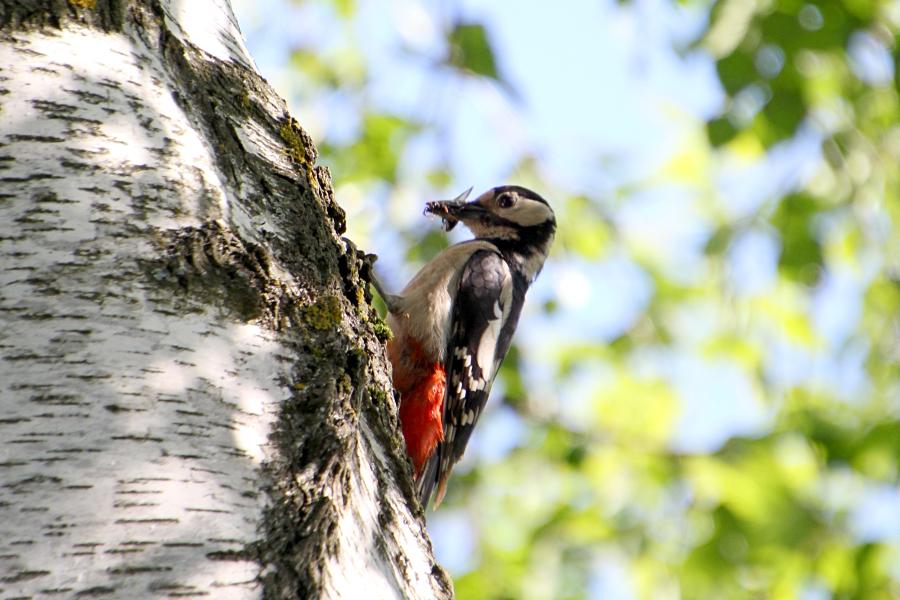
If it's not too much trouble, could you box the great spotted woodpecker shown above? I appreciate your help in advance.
[374,185,556,508]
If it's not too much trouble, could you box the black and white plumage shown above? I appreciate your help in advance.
[434,250,514,500]
[378,185,556,509]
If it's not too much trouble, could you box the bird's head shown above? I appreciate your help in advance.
[425,185,556,243]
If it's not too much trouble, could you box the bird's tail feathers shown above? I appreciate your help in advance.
[415,445,441,510]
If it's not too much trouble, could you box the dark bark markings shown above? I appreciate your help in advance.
[0,0,453,597]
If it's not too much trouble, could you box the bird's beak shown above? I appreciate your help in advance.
[424,187,484,232]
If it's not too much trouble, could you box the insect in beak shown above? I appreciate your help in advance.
[424,187,474,232]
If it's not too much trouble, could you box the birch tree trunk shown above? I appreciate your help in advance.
[0,1,452,598]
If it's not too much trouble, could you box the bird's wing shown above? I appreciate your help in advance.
[418,249,514,508]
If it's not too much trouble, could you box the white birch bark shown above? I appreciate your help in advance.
[0,1,452,598]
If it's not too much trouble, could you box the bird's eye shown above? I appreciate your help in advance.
[497,193,516,209]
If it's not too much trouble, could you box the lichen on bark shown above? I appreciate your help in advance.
[0,0,452,598]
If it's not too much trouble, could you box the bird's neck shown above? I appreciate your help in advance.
[484,223,555,283]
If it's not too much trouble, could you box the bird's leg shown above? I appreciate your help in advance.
[345,237,404,314]
[370,273,404,315]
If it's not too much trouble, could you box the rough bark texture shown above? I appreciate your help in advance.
[0,1,453,598]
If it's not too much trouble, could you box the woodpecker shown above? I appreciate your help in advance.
[374,185,556,508]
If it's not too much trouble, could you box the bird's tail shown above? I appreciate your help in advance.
[415,445,441,510]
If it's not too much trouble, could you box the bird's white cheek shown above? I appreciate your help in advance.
[507,201,552,227]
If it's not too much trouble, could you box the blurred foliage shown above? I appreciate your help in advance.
[238,0,900,597]
[447,22,500,80]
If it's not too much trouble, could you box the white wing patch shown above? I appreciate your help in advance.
[477,281,512,382]
[476,316,502,382]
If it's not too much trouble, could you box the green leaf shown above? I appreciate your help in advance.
[325,113,418,184]
[716,48,757,95]
[707,116,739,147]
[771,193,825,285]
[447,22,500,81]
[759,86,807,144]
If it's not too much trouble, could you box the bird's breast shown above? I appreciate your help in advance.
[387,240,499,362]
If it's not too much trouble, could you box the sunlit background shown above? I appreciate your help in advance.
[233,0,900,597]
